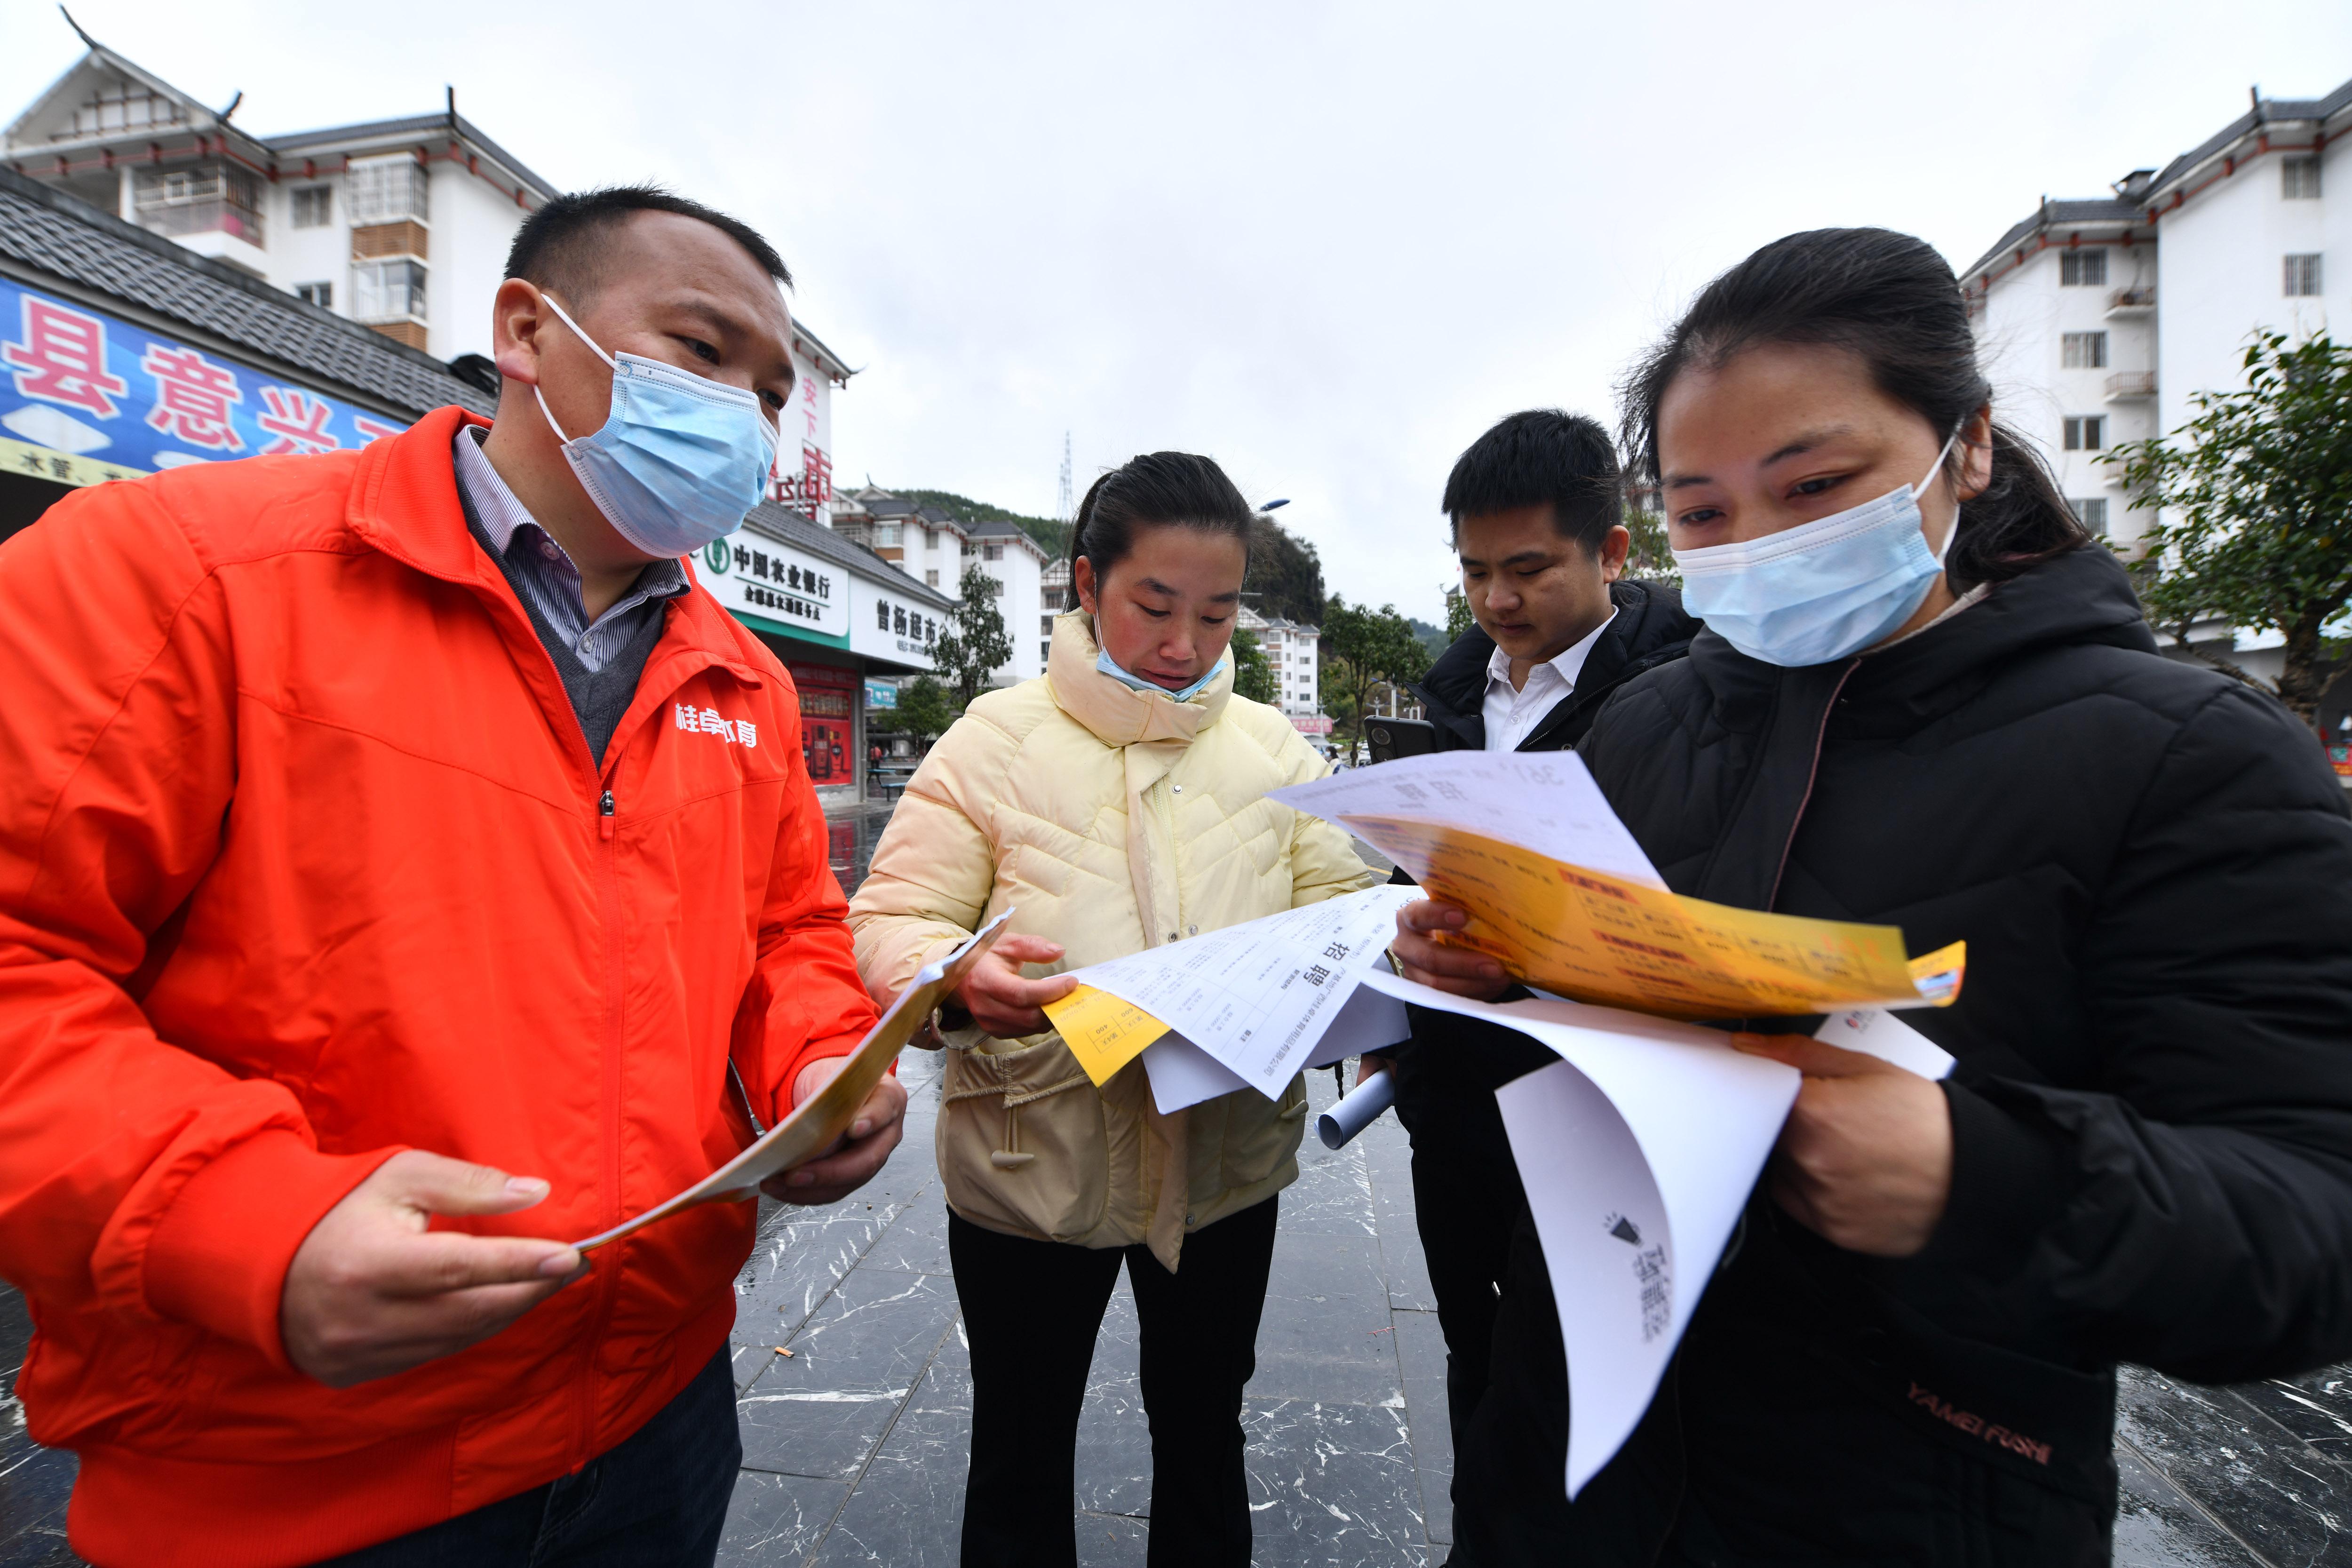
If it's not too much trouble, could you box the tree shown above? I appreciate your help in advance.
[1321,596,1432,752]
[1625,509,1679,584]
[1229,627,1277,704]
[2109,330,2352,729]
[895,486,1069,560]
[932,561,1016,705]
[1249,520,1327,625]
[1444,585,1475,642]
[895,674,957,743]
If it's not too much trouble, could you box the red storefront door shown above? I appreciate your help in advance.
[789,662,858,787]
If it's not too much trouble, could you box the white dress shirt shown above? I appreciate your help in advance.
[1481,609,1617,752]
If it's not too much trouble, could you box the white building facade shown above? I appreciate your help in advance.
[1961,74,2350,688]
[3,24,854,525]
[1239,605,1329,747]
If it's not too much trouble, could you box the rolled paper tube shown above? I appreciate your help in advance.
[1317,1068,1397,1150]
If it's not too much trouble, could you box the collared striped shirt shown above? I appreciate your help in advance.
[452,426,688,672]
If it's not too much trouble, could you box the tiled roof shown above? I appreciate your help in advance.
[270,111,558,202]
[0,164,492,417]
[1962,197,2144,284]
[2149,77,2352,199]
[741,501,955,609]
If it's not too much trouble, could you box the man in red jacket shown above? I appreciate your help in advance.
[0,187,905,1567]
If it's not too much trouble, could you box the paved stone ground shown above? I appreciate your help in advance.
[3,803,2349,1565]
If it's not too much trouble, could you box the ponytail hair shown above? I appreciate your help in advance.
[1621,227,2089,594]
[1066,452,1259,611]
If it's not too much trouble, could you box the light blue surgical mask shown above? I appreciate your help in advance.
[532,294,779,559]
[1096,648,1225,702]
[1671,431,1963,667]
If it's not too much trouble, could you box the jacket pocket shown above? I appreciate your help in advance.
[938,1035,1110,1243]
[1218,1073,1310,1192]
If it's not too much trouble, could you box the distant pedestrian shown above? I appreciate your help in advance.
[0,186,906,1567]
[848,452,1377,1568]
[1394,226,2352,1566]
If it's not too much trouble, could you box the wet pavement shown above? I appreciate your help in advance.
[4,801,2350,1564]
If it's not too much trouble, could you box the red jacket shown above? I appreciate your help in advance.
[0,408,878,1566]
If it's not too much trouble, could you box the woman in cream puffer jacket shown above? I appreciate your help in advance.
[851,611,1373,1255]
[847,453,1374,1568]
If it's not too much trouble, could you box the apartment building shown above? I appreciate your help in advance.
[1238,604,1329,746]
[1962,73,2349,683]
[4,20,854,517]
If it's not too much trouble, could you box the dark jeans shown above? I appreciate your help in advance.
[318,1349,740,1568]
[949,1197,1279,1568]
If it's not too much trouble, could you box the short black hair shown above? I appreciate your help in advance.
[1441,409,1622,553]
[504,184,792,305]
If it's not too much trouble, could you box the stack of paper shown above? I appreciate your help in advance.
[1029,749,1967,1497]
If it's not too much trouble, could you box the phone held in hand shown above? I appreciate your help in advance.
[1367,717,1438,765]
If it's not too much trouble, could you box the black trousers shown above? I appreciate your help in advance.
[1390,1014,1555,1487]
[948,1197,1279,1568]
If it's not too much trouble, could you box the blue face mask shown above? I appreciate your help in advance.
[1671,432,1962,667]
[1097,648,1225,702]
[532,294,779,559]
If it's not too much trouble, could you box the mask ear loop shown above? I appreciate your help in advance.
[1920,426,1968,566]
[527,292,616,447]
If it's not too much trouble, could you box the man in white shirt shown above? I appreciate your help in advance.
[1369,409,1697,1563]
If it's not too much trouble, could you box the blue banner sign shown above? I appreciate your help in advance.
[0,277,412,488]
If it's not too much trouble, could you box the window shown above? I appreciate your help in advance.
[132,162,263,243]
[924,528,939,549]
[290,186,333,228]
[294,281,333,309]
[925,569,939,587]
[2285,254,2324,297]
[2071,497,2109,535]
[2061,332,2108,369]
[982,542,1004,562]
[346,157,429,225]
[2284,157,2323,199]
[872,523,901,548]
[1041,641,1052,664]
[2063,415,2106,451]
[2059,250,2107,287]
[1040,615,1055,635]
[350,259,427,323]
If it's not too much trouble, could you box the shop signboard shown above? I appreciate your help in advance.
[699,527,848,647]
[1,278,409,488]
[864,678,898,709]
[852,575,942,672]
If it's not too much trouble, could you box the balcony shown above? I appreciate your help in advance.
[2106,287,2157,319]
[2106,371,2158,402]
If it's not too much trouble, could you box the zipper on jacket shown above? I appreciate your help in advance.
[576,785,627,1467]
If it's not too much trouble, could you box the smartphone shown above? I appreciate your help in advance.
[1366,717,1439,764]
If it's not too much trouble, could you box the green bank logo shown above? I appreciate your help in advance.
[703,538,733,575]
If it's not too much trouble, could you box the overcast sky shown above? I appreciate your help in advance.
[8,0,2349,620]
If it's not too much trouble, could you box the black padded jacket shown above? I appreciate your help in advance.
[1572,543,2352,1564]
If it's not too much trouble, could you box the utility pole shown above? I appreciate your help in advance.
[1057,431,1073,524]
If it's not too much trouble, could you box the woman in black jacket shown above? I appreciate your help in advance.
[1393,227,2352,1566]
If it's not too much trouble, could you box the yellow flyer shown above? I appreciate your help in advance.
[1344,814,1961,1020]
[1043,984,1169,1084]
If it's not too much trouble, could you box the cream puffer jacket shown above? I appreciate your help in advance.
[848,613,1375,1270]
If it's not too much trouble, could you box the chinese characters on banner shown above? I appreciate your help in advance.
[0,279,410,489]
[769,344,833,510]
[697,530,849,643]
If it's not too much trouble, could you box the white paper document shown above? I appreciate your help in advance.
[1360,968,1801,1498]
[1065,883,1419,1101]
[1317,1067,1398,1150]
[1139,979,1411,1114]
[1273,750,1666,888]
[1814,1006,1955,1079]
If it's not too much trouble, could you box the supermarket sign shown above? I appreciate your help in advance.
[0,278,409,488]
